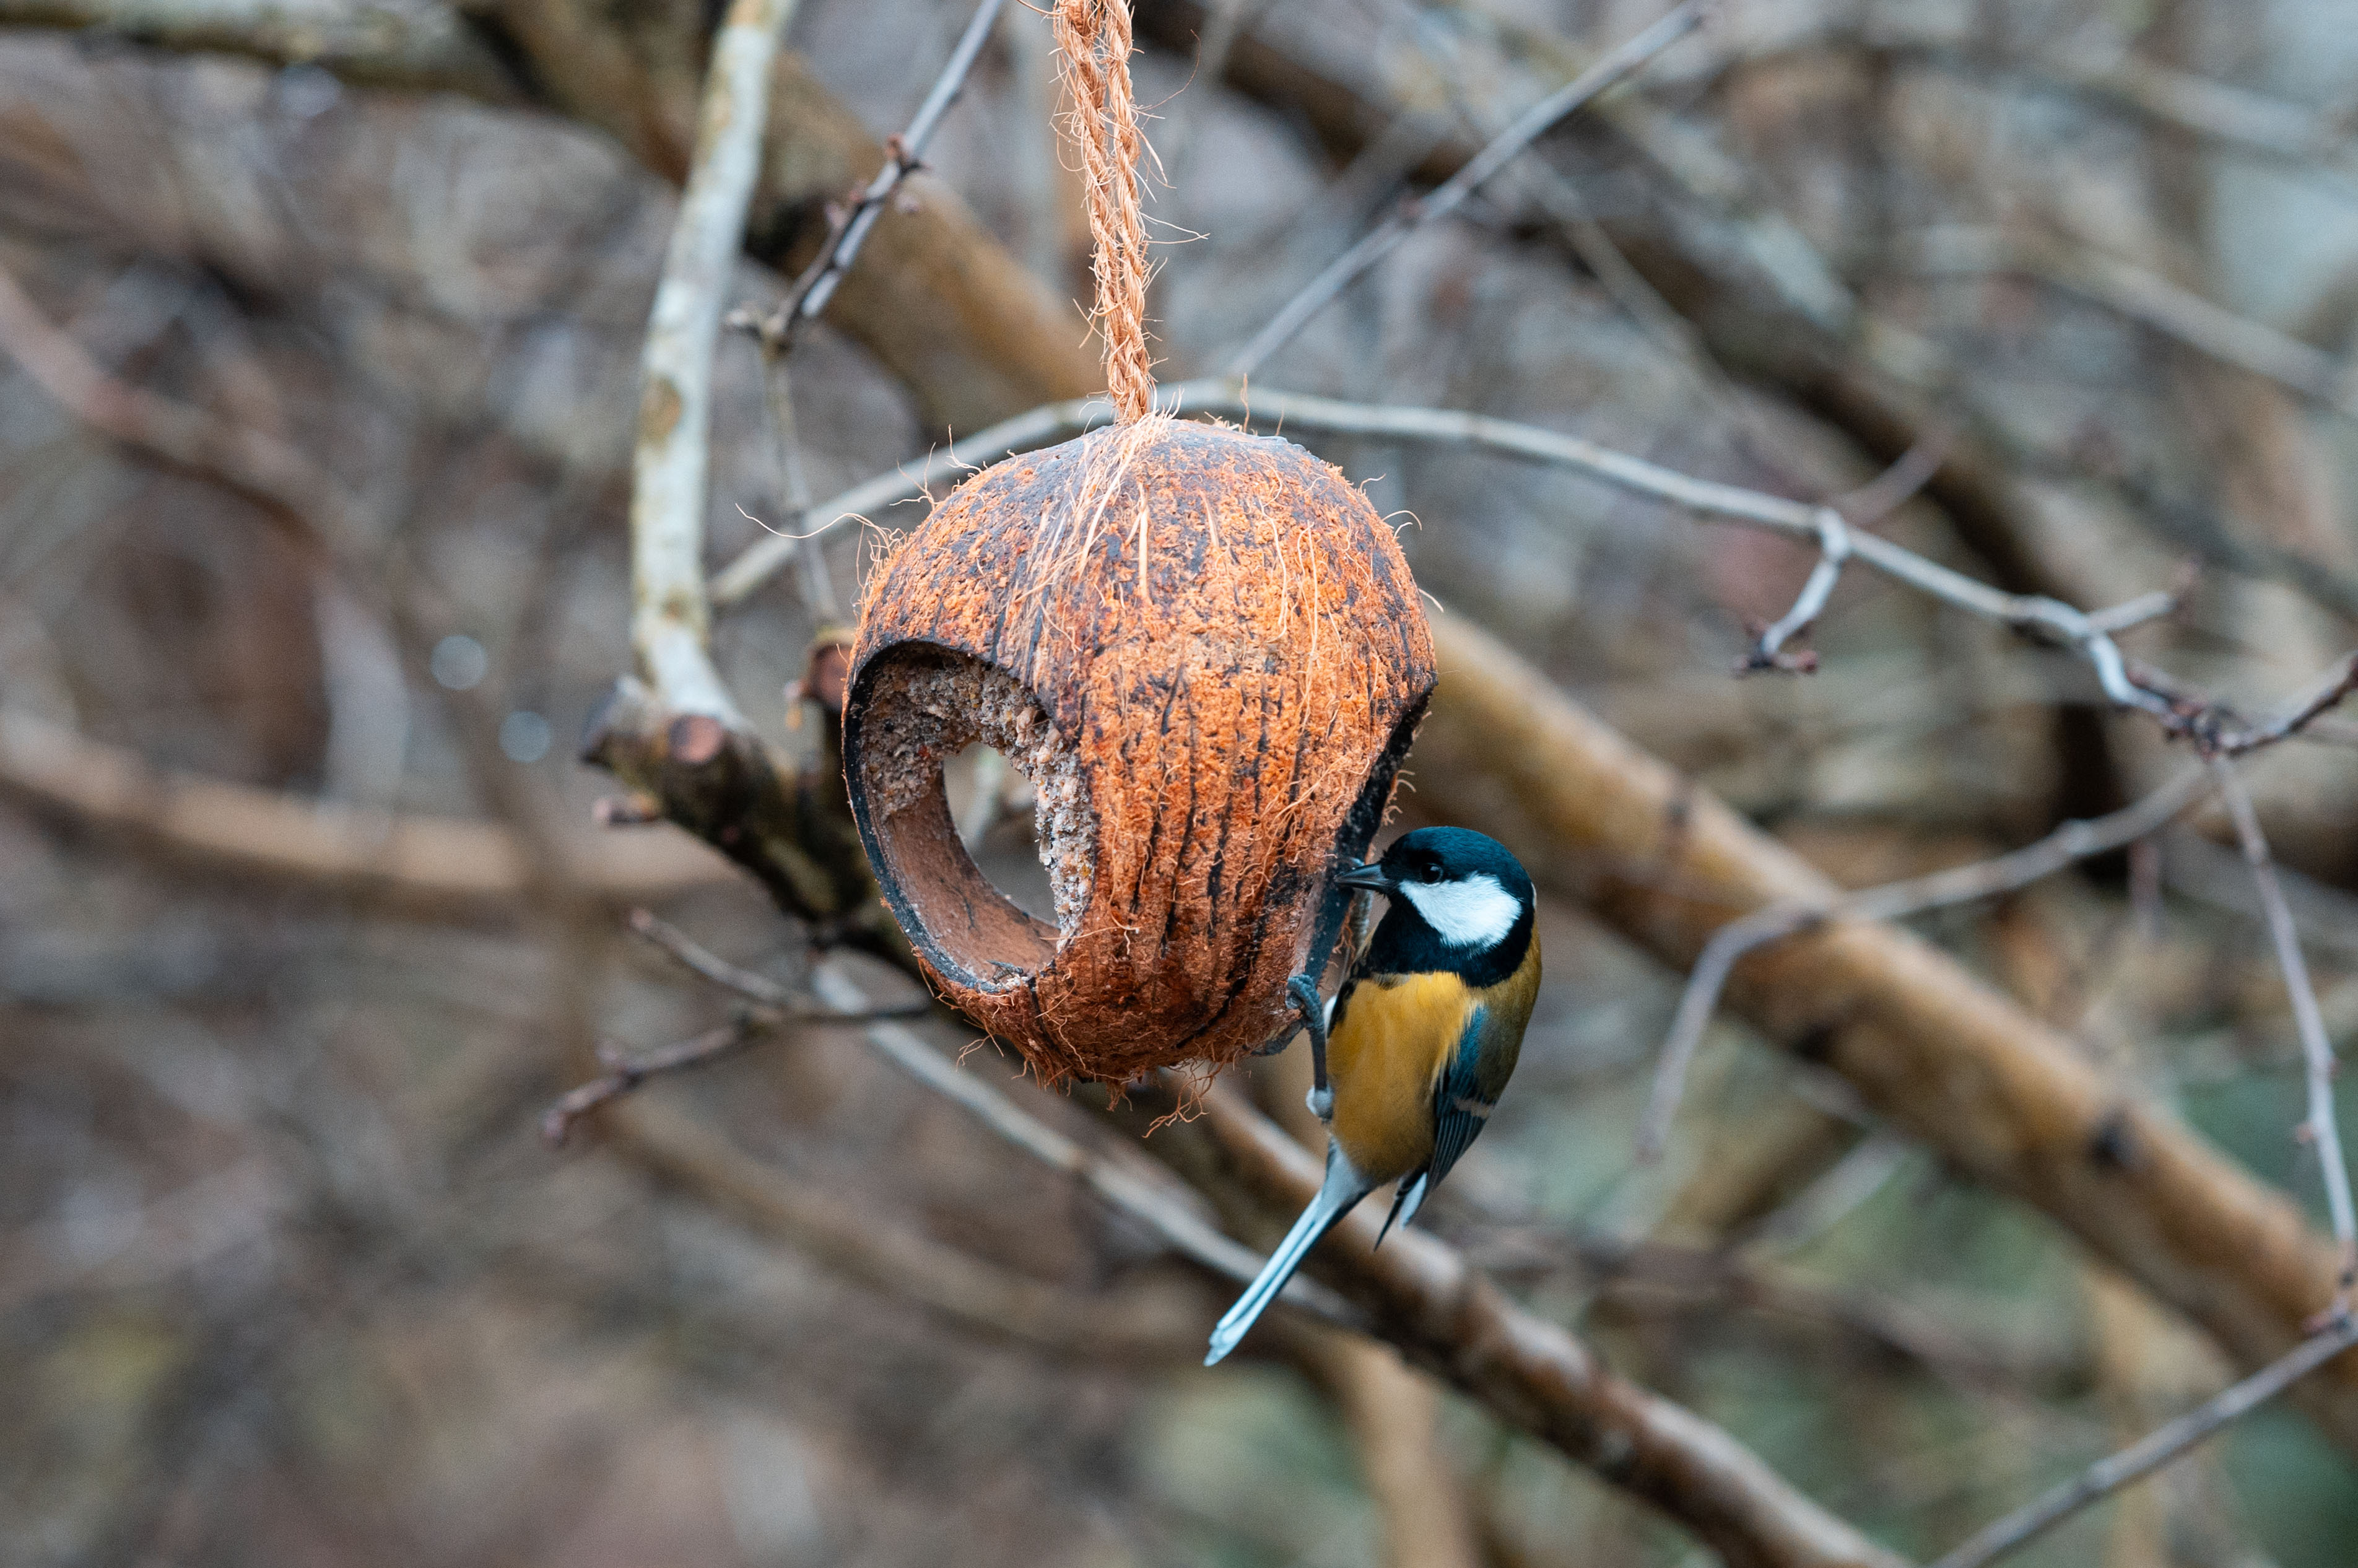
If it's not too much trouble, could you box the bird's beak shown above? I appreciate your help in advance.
[1333,861,1394,893]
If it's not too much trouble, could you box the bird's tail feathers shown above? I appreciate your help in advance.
[1204,1154,1368,1366]
[1373,1171,1430,1248]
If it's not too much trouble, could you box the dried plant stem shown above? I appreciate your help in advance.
[1637,767,2214,1161]
[1055,0,1157,420]
[1223,0,1713,379]
[1926,1313,2358,1568]
[2211,757,2358,1305]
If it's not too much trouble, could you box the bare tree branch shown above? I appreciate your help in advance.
[0,0,521,98]
[1744,508,1848,674]
[723,0,1013,622]
[1903,229,2358,419]
[628,0,798,723]
[2211,758,2358,1309]
[1708,20,2358,190]
[605,1095,1209,1362]
[711,377,2328,752]
[576,0,902,958]
[1406,616,2358,1449]
[0,708,731,913]
[1926,1314,2358,1568]
[580,907,1360,1325]
[1154,1079,1910,1568]
[539,915,933,1143]
[1221,0,1716,378]
[544,1014,782,1144]
[1637,768,2214,1162]
[750,0,1011,347]
[0,0,1101,432]
[591,901,1912,1565]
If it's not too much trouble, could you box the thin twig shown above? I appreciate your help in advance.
[724,0,1007,623]
[2211,757,2358,1308]
[628,907,801,1004]
[1926,1313,2358,1568]
[1903,228,2358,420]
[542,1015,773,1144]
[753,352,843,621]
[1742,507,1848,674]
[1221,0,1714,378]
[542,999,931,1144]
[751,0,1011,347]
[1832,423,1954,526]
[707,378,2256,744]
[1175,1079,1910,1568]
[2218,653,2358,756]
[539,910,938,1141]
[609,912,1357,1321]
[1637,767,2213,1161]
[1746,425,1973,672]
[1694,19,2358,190]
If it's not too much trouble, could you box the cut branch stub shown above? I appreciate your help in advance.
[845,417,1434,1083]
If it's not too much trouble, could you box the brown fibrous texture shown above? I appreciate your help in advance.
[845,417,1435,1083]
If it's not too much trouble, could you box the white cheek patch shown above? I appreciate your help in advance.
[1399,874,1520,948]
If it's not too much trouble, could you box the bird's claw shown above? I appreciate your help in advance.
[1286,974,1334,1118]
[1288,975,1327,1055]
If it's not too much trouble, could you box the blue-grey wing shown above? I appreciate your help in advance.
[1424,1006,1499,1193]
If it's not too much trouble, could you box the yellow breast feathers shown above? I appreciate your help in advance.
[1327,970,1479,1183]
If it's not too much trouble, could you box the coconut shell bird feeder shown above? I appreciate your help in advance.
[841,0,1435,1085]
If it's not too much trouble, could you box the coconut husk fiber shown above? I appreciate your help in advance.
[844,415,1435,1084]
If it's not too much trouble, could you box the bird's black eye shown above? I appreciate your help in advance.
[1419,862,1444,884]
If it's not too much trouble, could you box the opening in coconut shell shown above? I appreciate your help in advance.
[845,417,1434,1084]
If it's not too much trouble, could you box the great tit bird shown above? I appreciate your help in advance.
[1206,827,1539,1365]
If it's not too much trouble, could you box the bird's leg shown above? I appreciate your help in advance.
[1289,974,1333,1123]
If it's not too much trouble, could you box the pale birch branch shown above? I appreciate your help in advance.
[627,0,799,723]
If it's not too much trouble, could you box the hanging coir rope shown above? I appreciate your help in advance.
[1053,0,1156,422]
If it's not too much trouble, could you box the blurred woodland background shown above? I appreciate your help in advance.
[3,0,2358,1564]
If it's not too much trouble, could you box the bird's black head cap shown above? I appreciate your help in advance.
[1338,827,1536,985]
